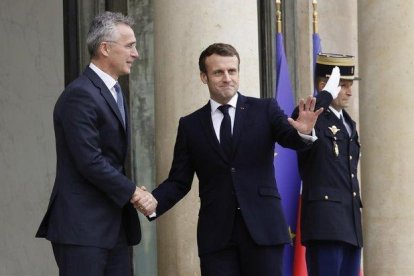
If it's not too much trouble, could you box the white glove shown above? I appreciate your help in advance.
[322,66,341,99]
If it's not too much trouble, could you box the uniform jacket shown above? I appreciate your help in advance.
[36,67,141,248]
[151,93,311,255]
[293,91,363,247]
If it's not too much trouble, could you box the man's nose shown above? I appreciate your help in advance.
[222,72,231,81]
[132,48,139,59]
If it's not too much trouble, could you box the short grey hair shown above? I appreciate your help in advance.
[86,11,135,57]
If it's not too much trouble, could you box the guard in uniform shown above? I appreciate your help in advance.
[293,53,363,276]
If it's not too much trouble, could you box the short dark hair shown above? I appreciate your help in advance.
[198,43,240,74]
[86,11,135,57]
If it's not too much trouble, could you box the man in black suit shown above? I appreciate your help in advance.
[36,12,157,275]
[294,53,363,276]
[135,43,338,275]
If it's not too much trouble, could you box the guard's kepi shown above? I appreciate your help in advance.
[315,53,360,80]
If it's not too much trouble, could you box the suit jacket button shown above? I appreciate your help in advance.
[349,155,353,160]
[353,192,357,197]
[231,167,236,173]
[324,195,329,200]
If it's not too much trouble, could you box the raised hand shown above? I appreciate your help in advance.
[287,95,323,134]
[322,66,341,99]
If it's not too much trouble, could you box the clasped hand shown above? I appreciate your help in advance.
[130,186,157,216]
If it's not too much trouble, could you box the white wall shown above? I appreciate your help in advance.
[0,0,63,274]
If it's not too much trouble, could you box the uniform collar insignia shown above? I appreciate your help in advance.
[329,125,340,135]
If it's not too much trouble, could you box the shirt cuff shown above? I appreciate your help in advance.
[298,128,318,143]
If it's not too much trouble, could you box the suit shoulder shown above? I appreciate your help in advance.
[180,104,208,121]
[65,75,94,92]
[58,75,100,103]
[244,96,277,113]
[245,95,274,105]
[55,76,98,110]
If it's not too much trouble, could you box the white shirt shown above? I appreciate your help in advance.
[210,93,238,141]
[329,106,342,119]
[89,63,119,102]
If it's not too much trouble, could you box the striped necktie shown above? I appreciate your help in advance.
[114,82,126,126]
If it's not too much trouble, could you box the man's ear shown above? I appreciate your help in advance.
[100,42,111,57]
[200,72,208,84]
[318,81,326,92]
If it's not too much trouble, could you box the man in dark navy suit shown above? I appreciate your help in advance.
[134,43,338,275]
[293,53,363,276]
[36,12,157,275]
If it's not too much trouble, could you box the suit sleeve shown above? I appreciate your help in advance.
[150,118,195,219]
[58,87,135,207]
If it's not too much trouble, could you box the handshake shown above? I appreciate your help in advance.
[130,186,158,217]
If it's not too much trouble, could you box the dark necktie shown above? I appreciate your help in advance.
[114,82,126,125]
[218,105,232,158]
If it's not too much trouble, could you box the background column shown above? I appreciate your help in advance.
[153,0,260,275]
[359,1,414,275]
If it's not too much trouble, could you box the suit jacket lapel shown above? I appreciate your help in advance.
[198,93,250,163]
[84,67,127,132]
[232,93,249,156]
[198,102,230,163]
